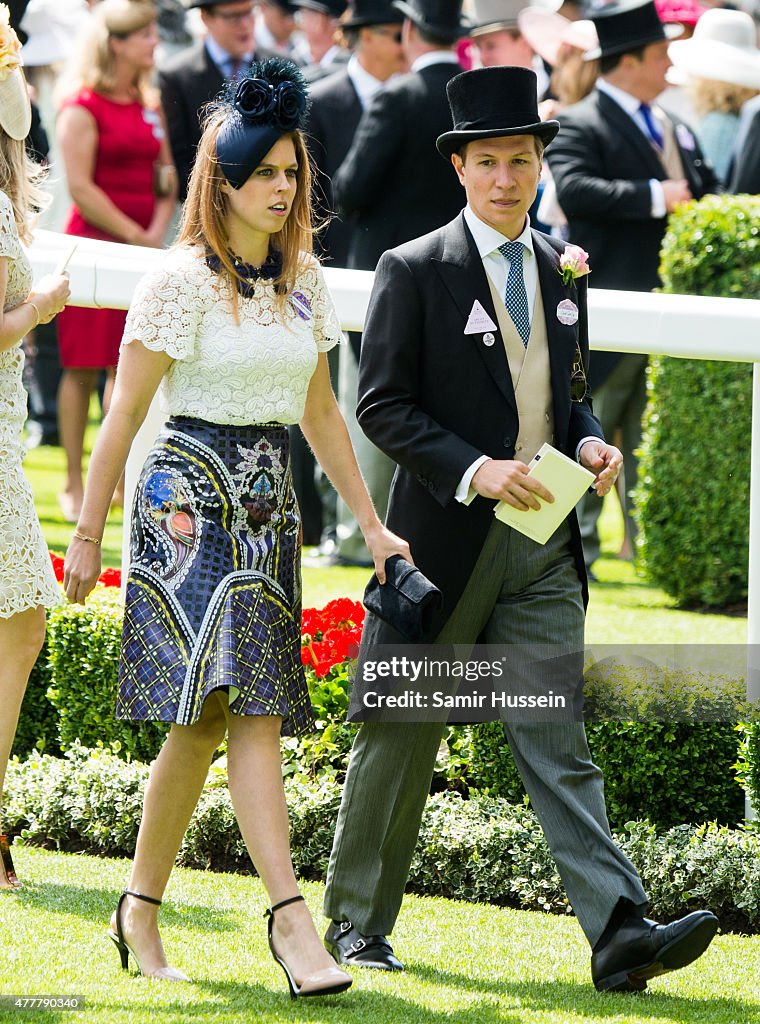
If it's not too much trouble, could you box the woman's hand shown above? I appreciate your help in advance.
[63,536,103,605]
[364,523,413,584]
[27,273,71,323]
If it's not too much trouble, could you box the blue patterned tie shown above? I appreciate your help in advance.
[639,103,664,150]
[498,240,530,347]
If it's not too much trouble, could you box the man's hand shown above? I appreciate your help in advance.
[579,440,623,497]
[471,459,554,511]
[662,179,692,212]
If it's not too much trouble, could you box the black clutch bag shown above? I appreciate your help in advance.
[363,555,443,642]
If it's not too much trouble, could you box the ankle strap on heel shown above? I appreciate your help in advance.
[265,894,305,919]
[123,889,163,907]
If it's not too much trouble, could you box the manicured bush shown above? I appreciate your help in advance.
[6,746,760,931]
[635,194,760,607]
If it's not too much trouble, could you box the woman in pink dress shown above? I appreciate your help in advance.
[55,0,177,522]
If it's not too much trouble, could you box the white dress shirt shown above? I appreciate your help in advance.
[595,78,667,219]
[205,36,253,78]
[410,50,460,73]
[347,53,385,110]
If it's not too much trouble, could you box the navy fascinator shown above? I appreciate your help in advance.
[216,58,310,189]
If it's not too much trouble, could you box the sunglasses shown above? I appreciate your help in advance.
[570,344,589,404]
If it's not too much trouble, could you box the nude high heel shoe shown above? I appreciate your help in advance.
[265,895,352,999]
[108,890,189,981]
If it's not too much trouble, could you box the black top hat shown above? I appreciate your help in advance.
[342,0,404,28]
[436,66,559,159]
[585,0,682,60]
[293,0,348,16]
[391,0,471,41]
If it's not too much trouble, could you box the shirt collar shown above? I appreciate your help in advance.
[597,78,644,117]
[411,50,460,73]
[463,204,534,261]
[347,53,384,108]
[205,36,252,71]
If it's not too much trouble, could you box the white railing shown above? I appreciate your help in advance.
[30,230,760,705]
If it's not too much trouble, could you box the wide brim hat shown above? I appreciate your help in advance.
[667,8,760,90]
[392,0,471,41]
[584,0,682,61]
[20,0,89,67]
[469,0,522,37]
[517,9,597,65]
[342,0,404,28]
[436,65,559,158]
[0,65,31,139]
[654,0,706,28]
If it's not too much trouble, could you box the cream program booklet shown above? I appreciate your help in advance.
[494,443,596,545]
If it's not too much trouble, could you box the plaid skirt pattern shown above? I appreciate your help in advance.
[117,417,313,736]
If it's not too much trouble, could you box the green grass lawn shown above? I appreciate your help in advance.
[25,426,747,645]
[0,847,759,1024]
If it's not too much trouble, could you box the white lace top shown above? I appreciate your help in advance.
[122,246,342,425]
[0,190,61,616]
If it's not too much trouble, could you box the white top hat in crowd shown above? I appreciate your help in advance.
[469,0,523,36]
[20,0,90,68]
[517,7,597,65]
[0,3,31,140]
[668,8,760,90]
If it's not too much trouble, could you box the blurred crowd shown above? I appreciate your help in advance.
[12,0,760,570]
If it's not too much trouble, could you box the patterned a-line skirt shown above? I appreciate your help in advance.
[118,417,313,736]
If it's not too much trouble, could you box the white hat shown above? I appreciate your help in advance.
[668,8,760,91]
[517,8,597,65]
[20,0,90,68]
[0,4,31,140]
[470,0,522,36]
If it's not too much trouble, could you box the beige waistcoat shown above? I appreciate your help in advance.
[486,275,555,466]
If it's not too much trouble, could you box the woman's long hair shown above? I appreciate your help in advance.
[55,0,157,107]
[177,105,315,317]
[0,130,48,244]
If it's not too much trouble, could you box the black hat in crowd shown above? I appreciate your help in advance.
[585,0,683,60]
[292,0,349,16]
[391,0,470,42]
[342,0,404,29]
[186,0,250,9]
[436,65,559,159]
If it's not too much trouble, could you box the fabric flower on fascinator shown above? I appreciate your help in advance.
[558,244,591,286]
[0,4,22,81]
[216,58,310,189]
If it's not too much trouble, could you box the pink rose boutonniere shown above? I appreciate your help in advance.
[559,244,591,286]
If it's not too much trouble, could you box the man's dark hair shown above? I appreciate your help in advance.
[417,25,455,48]
[599,45,646,76]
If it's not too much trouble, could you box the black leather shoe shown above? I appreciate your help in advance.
[592,910,719,992]
[324,920,404,971]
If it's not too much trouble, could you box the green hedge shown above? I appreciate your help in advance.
[13,593,166,763]
[16,598,747,831]
[635,194,759,607]
[5,746,760,932]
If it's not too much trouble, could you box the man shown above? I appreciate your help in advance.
[159,0,268,199]
[289,0,405,549]
[293,0,349,81]
[322,64,719,992]
[255,0,301,58]
[729,92,760,194]
[469,0,538,74]
[326,0,469,565]
[546,0,718,574]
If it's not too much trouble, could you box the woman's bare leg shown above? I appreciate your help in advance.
[112,693,227,975]
[0,606,46,887]
[57,368,99,521]
[226,714,345,986]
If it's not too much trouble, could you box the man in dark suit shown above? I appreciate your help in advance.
[159,0,268,199]
[322,65,719,992]
[546,0,718,574]
[294,0,349,82]
[326,0,468,565]
[730,93,760,194]
[291,0,405,548]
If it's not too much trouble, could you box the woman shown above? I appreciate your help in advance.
[668,8,760,184]
[63,58,409,995]
[0,4,70,888]
[55,0,177,522]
